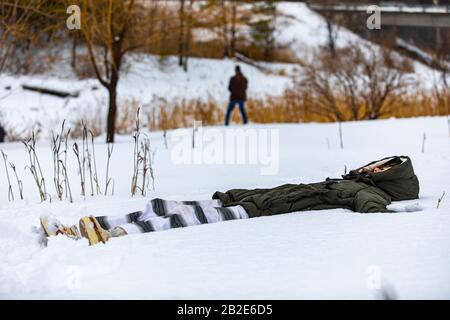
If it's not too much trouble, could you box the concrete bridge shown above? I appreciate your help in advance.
[308,3,450,27]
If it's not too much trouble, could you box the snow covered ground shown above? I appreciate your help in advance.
[0,116,449,299]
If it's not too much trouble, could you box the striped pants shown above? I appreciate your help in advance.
[95,198,249,235]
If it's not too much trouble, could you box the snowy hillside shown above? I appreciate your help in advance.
[0,116,449,299]
[277,2,364,58]
[0,56,296,139]
[0,2,444,140]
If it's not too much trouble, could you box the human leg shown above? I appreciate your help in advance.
[238,100,248,124]
[225,100,237,126]
[42,199,248,246]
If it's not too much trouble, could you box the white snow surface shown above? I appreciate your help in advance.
[0,116,449,299]
[277,2,364,55]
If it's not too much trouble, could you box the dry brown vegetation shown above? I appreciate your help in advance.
[137,43,448,131]
[297,43,417,122]
[2,84,447,143]
[135,89,449,132]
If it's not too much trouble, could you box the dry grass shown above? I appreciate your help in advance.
[146,96,225,131]
[140,88,449,132]
[116,98,141,134]
[3,88,447,143]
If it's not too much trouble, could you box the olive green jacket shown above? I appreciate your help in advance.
[213,156,419,218]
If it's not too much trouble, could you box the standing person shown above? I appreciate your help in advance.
[225,65,248,126]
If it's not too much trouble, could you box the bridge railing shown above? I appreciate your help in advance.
[308,2,450,14]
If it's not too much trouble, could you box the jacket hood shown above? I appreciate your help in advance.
[343,156,420,201]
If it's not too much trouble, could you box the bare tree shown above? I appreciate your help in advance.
[360,46,414,120]
[80,0,148,143]
[0,0,43,73]
[316,0,340,57]
[298,43,413,121]
[177,0,195,71]
[250,0,278,61]
[178,0,186,68]
[219,0,241,58]
[200,0,250,59]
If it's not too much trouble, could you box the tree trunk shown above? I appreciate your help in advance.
[221,0,229,58]
[106,73,119,143]
[326,19,336,57]
[182,0,193,72]
[230,3,237,56]
[0,124,5,143]
[106,85,117,143]
[71,32,77,70]
[106,36,124,143]
[178,0,185,67]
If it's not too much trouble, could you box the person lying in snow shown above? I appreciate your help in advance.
[41,156,420,246]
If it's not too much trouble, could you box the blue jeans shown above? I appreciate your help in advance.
[225,100,248,126]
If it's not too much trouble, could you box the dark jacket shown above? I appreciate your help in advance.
[228,73,248,101]
[213,156,419,218]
